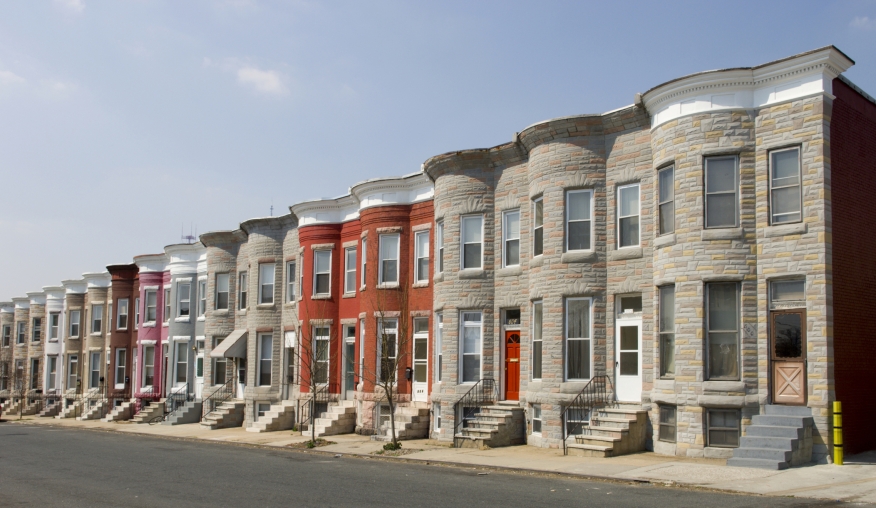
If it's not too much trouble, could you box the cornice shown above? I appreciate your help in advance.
[82,271,111,288]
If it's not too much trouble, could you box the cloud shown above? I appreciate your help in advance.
[236,66,288,96]
[0,70,26,86]
[850,16,875,30]
[54,0,85,13]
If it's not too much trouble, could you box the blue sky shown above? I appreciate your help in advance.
[0,0,874,297]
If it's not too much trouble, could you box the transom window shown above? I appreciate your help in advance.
[705,156,738,228]
[566,190,592,251]
[617,184,640,248]
[379,234,400,285]
[658,165,675,235]
[770,147,802,224]
[503,210,520,267]
[461,216,483,270]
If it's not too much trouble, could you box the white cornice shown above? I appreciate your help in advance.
[61,279,87,294]
[82,272,111,288]
[26,291,46,305]
[134,254,168,273]
[164,243,206,275]
[11,297,30,310]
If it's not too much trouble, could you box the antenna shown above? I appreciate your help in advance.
[270,198,274,217]
[181,222,196,244]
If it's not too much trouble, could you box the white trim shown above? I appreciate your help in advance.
[459,311,483,384]
[565,190,593,253]
[564,297,593,381]
[460,215,484,270]
[616,183,641,249]
[502,209,521,268]
[172,336,192,341]
[378,233,400,285]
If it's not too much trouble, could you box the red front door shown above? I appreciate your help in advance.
[504,331,520,400]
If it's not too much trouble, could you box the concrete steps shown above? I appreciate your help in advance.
[373,403,430,441]
[3,399,22,415]
[56,399,84,419]
[38,400,62,418]
[566,404,648,458]
[728,405,813,470]
[132,399,166,424]
[20,399,43,416]
[101,399,137,422]
[310,400,356,437]
[201,400,245,430]
[455,401,525,449]
[77,399,109,421]
[164,399,203,426]
[246,400,296,433]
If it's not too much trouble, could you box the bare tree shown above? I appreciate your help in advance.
[12,360,26,420]
[291,297,338,446]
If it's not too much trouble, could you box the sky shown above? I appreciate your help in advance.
[0,0,874,298]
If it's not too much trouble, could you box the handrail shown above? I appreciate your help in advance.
[134,386,154,416]
[452,378,498,448]
[201,378,234,421]
[560,375,614,456]
[166,383,190,415]
[296,381,336,434]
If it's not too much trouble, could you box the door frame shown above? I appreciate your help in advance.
[411,324,428,403]
[769,309,807,406]
[503,329,521,401]
[614,317,642,403]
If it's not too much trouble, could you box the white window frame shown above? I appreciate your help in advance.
[533,197,544,257]
[564,297,592,381]
[503,209,520,267]
[69,311,80,338]
[658,165,675,236]
[145,290,157,322]
[344,247,357,294]
[704,155,739,229]
[532,300,543,381]
[67,354,78,389]
[89,351,101,388]
[91,304,104,334]
[32,317,41,341]
[313,250,332,296]
[769,147,803,225]
[565,190,593,252]
[212,336,227,385]
[16,322,24,344]
[531,404,542,435]
[163,288,171,323]
[238,271,248,309]
[378,234,400,286]
[177,283,191,317]
[412,317,429,385]
[175,342,187,385]
[49,312,60,341]
[215,274,230,310]
[143,345,155,387]
[360,238,367,288]
[377,318,398,383]
[30,358,40,389]
[705,282,740,381]
[435,221,444,274]
[435,313,443,383]
[414,230,430,283]
[313,326,330,385]
[117,299,129,330]
[258,333,273,386]
[47,356,58,391]
[115,348,126,388]
[259,264,275,305]
[286,261,296,303]
[460,215,484,270]
[617,183,641,248]
[2,325,10,347]
[135,297,141,329]
[197,281,206,317]
[460,311,483,383]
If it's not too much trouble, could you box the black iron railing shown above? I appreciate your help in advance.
[560,375,614,456]
[201,378,233,421]
[452,378,498,448]
[75,385,108,419]
[296,382,336,434]
[134,386,154,416]
[166,383,190,415]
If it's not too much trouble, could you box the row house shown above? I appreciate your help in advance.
[0,302,12,398]
[59,279,87,412]
[105,264,138,417]
[42,286,65,405]
[132,254,169,403]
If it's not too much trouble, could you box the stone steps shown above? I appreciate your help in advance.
[132,399,167,424]
[201,400,245,430]
[101,399,137,422]
[246,400,296,433]
[727,404,814,470]
[164,399,203,426]
[311,401,357,437]
[567,405,648,458]
[455,401,524,449]
[38,400,62,418]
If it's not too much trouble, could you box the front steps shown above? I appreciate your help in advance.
[163,399,203,426]
[728,405,814,470]
[3,399,22,415]
[311,400,356,437]
[20,399,43,416]
[246,400,296,433]
[372,403,430,441]
[132,399,166,424]
[566,404,649,458]
[56,399,84,419]
[38,400,62,418]
[101,399,136,422]
[455,401,525,449]
[77,399,109,421]
[201,400,245,430]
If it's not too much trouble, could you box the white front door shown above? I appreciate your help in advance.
[195,353,204,399]
[132,349,138,395]
[615,319,642,402]
[236,359,246,399]
[412,335,428,402]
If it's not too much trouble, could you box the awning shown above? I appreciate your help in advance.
[210,330,248,359]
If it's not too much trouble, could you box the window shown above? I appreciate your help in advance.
[143,346,155,386]
[255,402,271,422]
[361,238,368,287]
[658,405,677,443]
[658,165,675,235]
[434,313,443,382]
[566,190,592,251]
[108,303,112,332]
[659,285,675,377]
[49,313,60,340]
[313,250,331,296]
[135,298,141,328]
[461,312,482,383]
[532,404,542,434]
[212,337,227,384]
[258,333,272,386]
[379,234,400,284]
[706,282,739,380]
[32,317,42,342]
[69,311,80,337]
[197,281,206,317]
[344,248,357,293]
[16,322,25,344]
[259,264,275,305]
[533,198,543,256]
[434,402,441,432]
[770,147,802,224]
[30,358,39,389]
[92,305,103,334]
[177,283,191,317]
[377,319,398,383]
[215,274,230,310]
[565,298,591,380]
[175,342,187,384]
[461,216,483,269]
[117,299,129,330]
[313,327,330,384]
[163,288,171,323]
[67,355,78,389]
[238,272,248,309]
[89,352,101,388]
[287,262,297,302]
[145,291,157,322]
[115,349,127,387]
[617,183,640,248]
[435,222,444,274]
[532,301,543,380]
[47,356,57,391]
[502,210,520,267]
[706,409,740,448]
[771,279,805,303]
[413,318,428,384]
[415,231,430,282]
[2,325,10,347]
[705,156,738,228]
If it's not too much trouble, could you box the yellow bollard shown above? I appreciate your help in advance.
[833,401,843,466]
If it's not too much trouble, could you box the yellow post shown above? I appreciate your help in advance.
[833,401,843,466]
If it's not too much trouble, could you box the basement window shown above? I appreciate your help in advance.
[255,402,271,422]
[531,404,542,435]
[706,409,740,448]
[658,405,676,443]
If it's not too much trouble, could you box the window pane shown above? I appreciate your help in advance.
[382,260,398,283]
[568,221,591,251]
[532,340,542,379]
[533,228,543,256]
[619,186,639,217]
[568,192,591,221]
[659,167,674,203]
[463,216,482,243]
[462,355,480,382]
[708,283,737,330]
[772,187,801,218]
[772,280,805,301]
[708,332,738,378]
[706,158,736,193]
[464,244,481,269]
[620,326,638,350]
[463,326,481,354]
[773,314,803,358]
[567,299,590,339]
[567,339,590,379]
[418,257,429,279]
[619,216,639,247]
[316,274,330,294]
[217,274,229,292]
[505,211,520,238]
[661,333,675,376]
[534,200,543,227]
[506,239,520,266]
[380,235,399,261]
[619,352,638,375]
[772,149,799,181]
[416,232,429,258]
[620,296,642,313]
[706,194,736,227]
[659,202,674,235]
[315,251,331,272]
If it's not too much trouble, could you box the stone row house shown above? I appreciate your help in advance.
[1,46,874,469]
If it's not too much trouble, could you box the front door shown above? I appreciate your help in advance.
[412,335,428,402]
[236,359,246,399]
[195,353,204,399]
[344,342,356,400]
[615,320,642,402]
[131,349,138,395]
[771,310,806,405]
[284,347,295,400]
[504,331,520,400]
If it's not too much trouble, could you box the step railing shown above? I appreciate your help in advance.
[75,385,108,419]
[134,386,154,416]
[166,383,190,416]
[296,381,336,433]
[560,375,614,456]
[105,389,132,418]
[452,378,498,448]
[201,378,233,421]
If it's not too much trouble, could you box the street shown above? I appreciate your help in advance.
[0,423,843,507]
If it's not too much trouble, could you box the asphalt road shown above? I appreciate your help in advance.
[0,422,844,508]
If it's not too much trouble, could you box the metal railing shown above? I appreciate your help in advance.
[560,375,614,456]
[134,386,154,416]
[166,383,191,415]
[201,378,234,421]
[296,382,336,434]
[452,378,498,448]
[74,385,108,420]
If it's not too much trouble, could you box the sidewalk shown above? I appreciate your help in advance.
[7,415,876,505]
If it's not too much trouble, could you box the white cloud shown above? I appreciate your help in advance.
[0,70,26,86]
[236,66,287,96]
[850,16,875,30]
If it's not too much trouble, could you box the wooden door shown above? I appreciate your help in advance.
[770,310,806,405]
[504,331,520,400]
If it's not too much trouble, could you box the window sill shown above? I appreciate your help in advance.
[175,317,190,323]
[377,283,399,289]
[697,394,745,407]
[701,227,743,241]
[458,268,485,280]
[433,273,443,283]
[162,323,169,328]
[211,310,229,316]
[90,333,102,337]
[67,337,80,340]
[560,381,590,393]
[561,251,597,264]
[342,292,357,299]
[496,266,522,277]
[764,222,807,238]
[197,316,206,322]
[703,380,745,393]
[312,294,331,300]
[609,247,643,261]
[653,233,677,248]
[528,256,544,268]
[284,301,297,307]
[412,281,430,288]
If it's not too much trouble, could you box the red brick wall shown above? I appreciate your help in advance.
[830,77,876,455]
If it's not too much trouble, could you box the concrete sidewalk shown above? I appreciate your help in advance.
[6,415,876,505]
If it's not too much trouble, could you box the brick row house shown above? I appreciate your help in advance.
[2,46,874,469]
